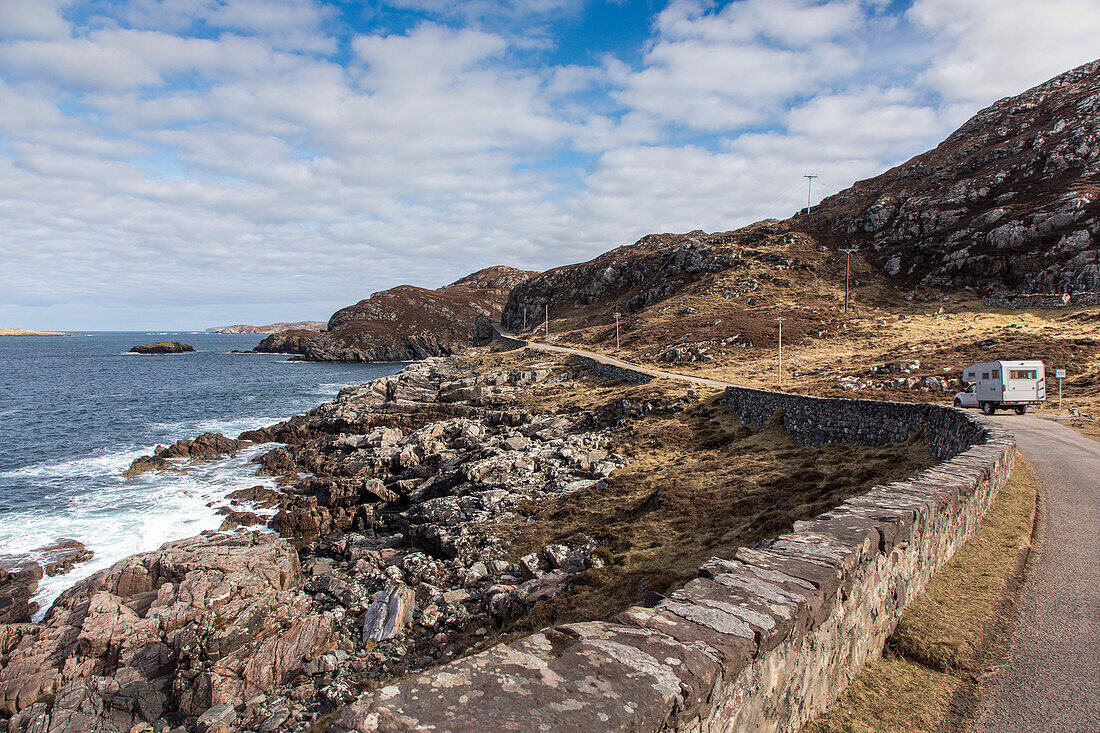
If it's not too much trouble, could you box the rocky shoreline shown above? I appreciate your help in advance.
[0,352,651,733]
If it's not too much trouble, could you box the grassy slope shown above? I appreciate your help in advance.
[804,456,1039,733]
[493,370,935,636]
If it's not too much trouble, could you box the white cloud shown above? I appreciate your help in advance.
[1,0,1097,329]
[0,0,72,40]
[616,0,864,130]
[909,0,1100,107]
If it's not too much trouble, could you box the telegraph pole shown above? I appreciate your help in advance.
[840,247,858,313]
[804,174,818,213]
[777,317,783,386]
[544,304,548,337]
[614,312,621,351]
[522,307,527,332]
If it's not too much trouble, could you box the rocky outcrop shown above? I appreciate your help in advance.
[123,432,251,477]
[325,388,1014,733]
[0,540,94,624]
[253,266,537,362]
[501,222,806,331]
[0,565,42,624]
[209,321,325,334]
[0,532,332,732]
[802,59,1100,295]
[129,341,195,354]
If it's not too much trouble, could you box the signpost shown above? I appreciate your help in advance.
[1055,368,1066,411]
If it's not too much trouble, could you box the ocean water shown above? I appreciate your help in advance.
[0,332,404,616]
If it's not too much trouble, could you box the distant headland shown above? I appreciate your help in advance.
[0,328,82,337]
[207,321,326,334]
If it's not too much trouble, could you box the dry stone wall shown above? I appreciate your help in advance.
[328,375,1015,733]
[570,354,656,384]
[980,291,1100,309]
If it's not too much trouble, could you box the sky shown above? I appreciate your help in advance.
[1,0,1098,330]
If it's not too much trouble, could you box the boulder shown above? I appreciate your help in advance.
[361,585,415,642]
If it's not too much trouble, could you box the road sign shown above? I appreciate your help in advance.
[1055,368,1066,378]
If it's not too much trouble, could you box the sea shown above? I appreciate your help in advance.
[0,331,405,618]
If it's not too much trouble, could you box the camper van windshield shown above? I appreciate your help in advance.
[1010,369,1037,379]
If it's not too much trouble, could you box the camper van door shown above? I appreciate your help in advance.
[977,363,1003,402]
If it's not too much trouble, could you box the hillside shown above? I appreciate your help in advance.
[801,59,1099,294]
[255,265,537,362]
[501,61,1100,411]
[208,321,325,334]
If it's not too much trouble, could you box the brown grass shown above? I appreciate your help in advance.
[805,455,1039,733]
[495,393,936,635]
[1065,417,1100,442]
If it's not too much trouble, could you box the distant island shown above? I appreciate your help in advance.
[207,321,326,334]
[0,328,79,337]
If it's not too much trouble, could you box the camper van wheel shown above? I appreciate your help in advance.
[1015,406,1027,415]
[981,402,996,415]
[953,398,963,407]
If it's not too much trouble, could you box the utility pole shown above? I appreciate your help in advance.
[522,307,527,332]
[804,174,818,213]
[840,247,858,313]
[613,312,621,351]
[777,317,783,387]
[544,304,548,337]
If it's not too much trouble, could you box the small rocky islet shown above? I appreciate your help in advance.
[129,341,196,354]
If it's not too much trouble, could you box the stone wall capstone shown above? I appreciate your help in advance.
[327,368,1014,733]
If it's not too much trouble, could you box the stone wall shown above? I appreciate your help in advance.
[723,386,986,461]
[571,354,656,384]
[328,379,1015,733]
[980,291,1100,309]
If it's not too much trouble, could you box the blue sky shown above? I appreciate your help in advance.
[1,0,1098,330]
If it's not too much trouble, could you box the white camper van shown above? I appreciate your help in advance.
[953,360,1045,415]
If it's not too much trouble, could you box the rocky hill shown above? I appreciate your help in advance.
[255,266,537,362]
[801,59,1099,294]
[209,321,325,334]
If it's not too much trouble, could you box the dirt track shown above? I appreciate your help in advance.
[976,416,1100,732]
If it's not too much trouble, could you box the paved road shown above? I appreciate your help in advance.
[507,330,1100,729]
[975,416,1100,732]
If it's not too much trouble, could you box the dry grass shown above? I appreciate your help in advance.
[1065,417,1100,442]
[805,456,1039,733]
[494,393,936,635]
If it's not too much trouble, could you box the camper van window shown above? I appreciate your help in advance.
[992,369,1000,378]
[1010,369,1037,379]
[981,372,989,380]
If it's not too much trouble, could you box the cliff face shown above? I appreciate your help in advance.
[255,266,537,362]
[209,321,325,334]
[801,59,1099,294]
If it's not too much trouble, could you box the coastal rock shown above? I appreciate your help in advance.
[0,564,43,624]
[128,341,195,354]
[123,432,250,477]
[252,265,537,363]
[37,538,95,577]
[0,531,321,727]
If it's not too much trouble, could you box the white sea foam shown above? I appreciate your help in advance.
[0,445,282,620]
